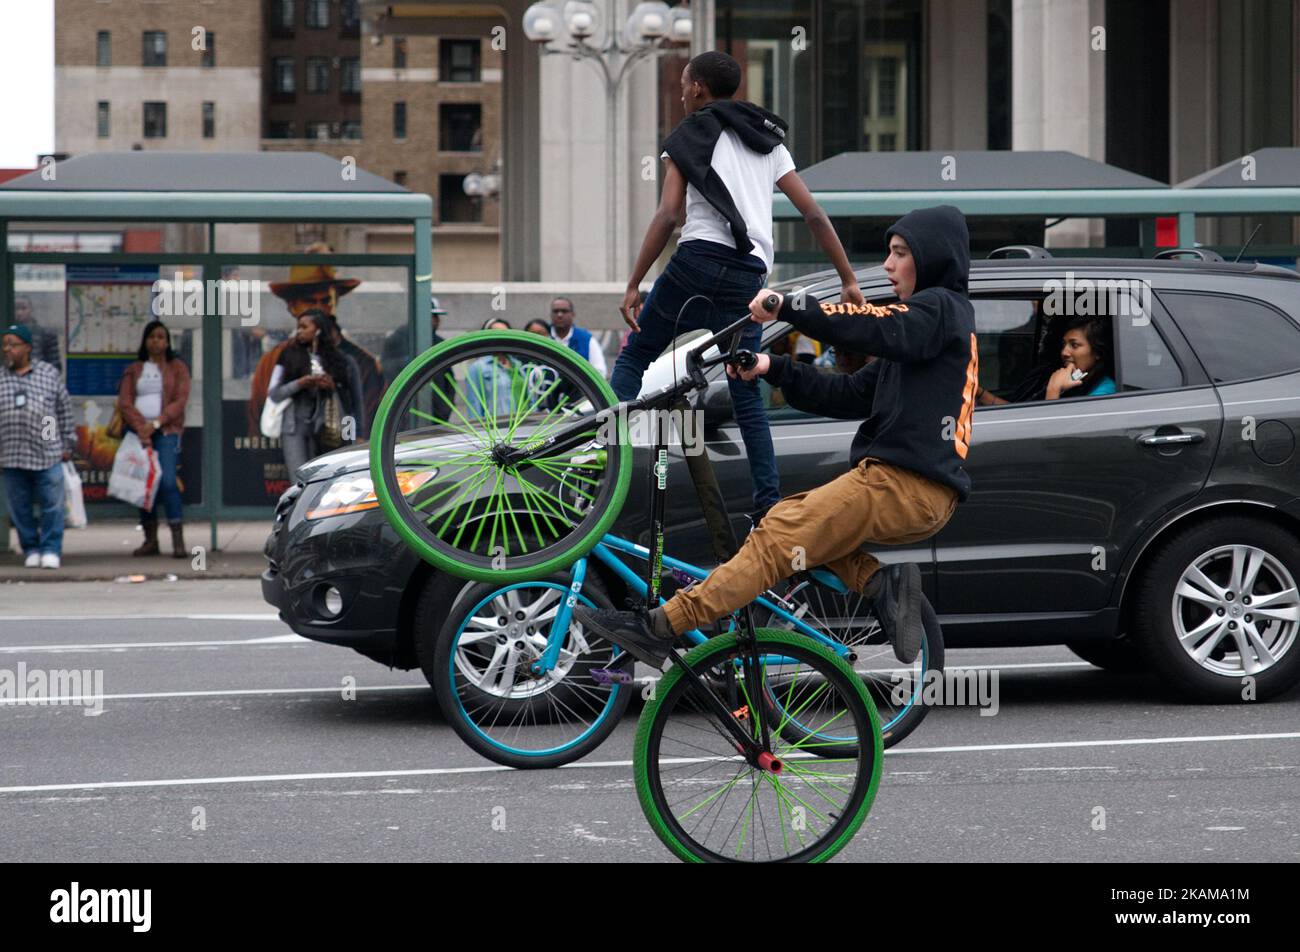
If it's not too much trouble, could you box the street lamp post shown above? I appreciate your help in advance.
[524,2,692,280]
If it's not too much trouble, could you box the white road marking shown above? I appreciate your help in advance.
[0,635,309,653]
[0,684,425,705]
[1,731,1296,795]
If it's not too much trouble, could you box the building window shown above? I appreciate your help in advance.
[393,36,407,69]
[96,31,111,67]
[393,101,407,139]
[393,170,408,187]
[341,120,361,139]
[306,0,330,29]
[306,57,330,92]
[273,57,296,94]
[202,101,215,138]
[340,0,359,33]
[143,101,167,138]
[96,101,110,138]
[340,57,360,93]
[267,120,296,139]
[306,121,332,140]
[274,0,295,31]
[440,39,481,83]
[439,174,481,223]
[143,31,166,67]
[201,31,215,68]
[439,103,482,152]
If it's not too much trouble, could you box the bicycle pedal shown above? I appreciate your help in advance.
[591,667,635,687]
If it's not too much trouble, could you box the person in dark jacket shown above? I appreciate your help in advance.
[268,309,360,479]
[577,205,978,667]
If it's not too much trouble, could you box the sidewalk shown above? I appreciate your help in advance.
[1,519,270,583]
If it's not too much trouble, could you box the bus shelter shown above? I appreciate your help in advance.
[773,149,1300,268]
[1,152,433,551]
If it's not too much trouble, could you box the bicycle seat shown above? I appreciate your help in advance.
[807,566,851,594]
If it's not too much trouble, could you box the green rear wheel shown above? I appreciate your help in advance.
[371,330,631,583]
[634,628,882,863]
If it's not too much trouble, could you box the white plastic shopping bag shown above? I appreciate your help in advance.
[106,431,161,511]
[62,461,87,528]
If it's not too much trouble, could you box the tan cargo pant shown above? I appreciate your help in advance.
[663,457,959,636]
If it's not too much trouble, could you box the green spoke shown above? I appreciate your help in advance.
[465,366,503,443]
[504,372,565,443]
[780,761,855,800]
[763,773,811,848]
[784,708,851,751]
[734,779,758,858]
[528,462,598,503]
[438,467,495,541]
[514,395,575,447]
[472,468,508,554]
[408,407,487,444]
[528,463,605,488]
[428,373,491,440]
[410,462,488,512]
[676,767,750,822]
[511,470,562,542]
[512,471,586,521]
[765,774,834,827]
[503,496,530,555]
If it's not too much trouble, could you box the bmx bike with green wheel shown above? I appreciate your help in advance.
[371,302,883,862]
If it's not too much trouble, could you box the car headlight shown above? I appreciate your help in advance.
[305,470,436,520]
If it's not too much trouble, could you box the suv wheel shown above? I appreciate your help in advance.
[1133,517,1300,702]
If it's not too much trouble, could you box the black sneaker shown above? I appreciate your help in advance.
[864,563,923,664]
[573,606,672,669]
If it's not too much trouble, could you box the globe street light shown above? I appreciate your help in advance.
[524,1,691,280]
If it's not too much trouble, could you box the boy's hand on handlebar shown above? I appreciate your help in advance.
[748,290,783,323]
[620,286,643,334]
[726,351,769,382]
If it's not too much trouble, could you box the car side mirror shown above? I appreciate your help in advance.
[697,380,734,428]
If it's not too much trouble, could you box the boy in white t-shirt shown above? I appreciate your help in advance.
[613,51,862,522]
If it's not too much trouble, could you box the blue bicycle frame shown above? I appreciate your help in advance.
[530,533,854,676]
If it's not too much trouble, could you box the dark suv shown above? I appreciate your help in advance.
[263,254,1300,703]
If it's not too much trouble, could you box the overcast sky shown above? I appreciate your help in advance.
[0,0,55,168]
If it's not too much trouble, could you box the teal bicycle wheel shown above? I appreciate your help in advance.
[371,331,631,583]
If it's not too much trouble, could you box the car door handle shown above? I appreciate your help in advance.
[1138,429,1205,446]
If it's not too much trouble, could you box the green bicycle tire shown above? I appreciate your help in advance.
[634,628,883,863]
[371,330,632,584]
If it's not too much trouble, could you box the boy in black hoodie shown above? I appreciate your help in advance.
[579,205,978,665]
[613,50,862,522]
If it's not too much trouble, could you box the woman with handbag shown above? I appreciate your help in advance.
[116,320,191,557]
[267,308,357,481]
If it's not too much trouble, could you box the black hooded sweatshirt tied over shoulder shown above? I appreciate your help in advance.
[661,100,789,259]
[765,204,979,500]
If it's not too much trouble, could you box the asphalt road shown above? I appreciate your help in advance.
[1,580,1297,863]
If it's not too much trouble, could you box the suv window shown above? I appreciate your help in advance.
[1114,291,1183,391]
[1159,291,1300,383]
[972,297,1038,394]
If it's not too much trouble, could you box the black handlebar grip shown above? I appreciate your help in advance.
[762,293,780,313]
[736,350,758,371]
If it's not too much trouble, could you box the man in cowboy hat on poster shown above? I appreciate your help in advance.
[246,256,383,437]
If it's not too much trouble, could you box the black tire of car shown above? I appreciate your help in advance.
[1132,516,1300,703]
[1066,637,1148,674]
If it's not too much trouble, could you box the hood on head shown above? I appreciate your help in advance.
[885,205,970,295]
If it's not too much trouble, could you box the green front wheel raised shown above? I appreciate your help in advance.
[371,330,632,583]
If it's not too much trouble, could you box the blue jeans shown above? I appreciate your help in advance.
[142,432,183,524]
[4,462,65,556]
[611,240,780,512]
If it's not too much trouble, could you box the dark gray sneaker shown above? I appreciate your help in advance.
[573,606,672,669]
[864,563,924,664]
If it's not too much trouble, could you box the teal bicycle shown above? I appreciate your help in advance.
[373,306,885,862]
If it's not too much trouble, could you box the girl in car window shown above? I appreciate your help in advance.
[1045,315,1116,399]
[977,313,1115,404]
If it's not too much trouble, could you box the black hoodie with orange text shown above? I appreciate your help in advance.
[764,204,978,500]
